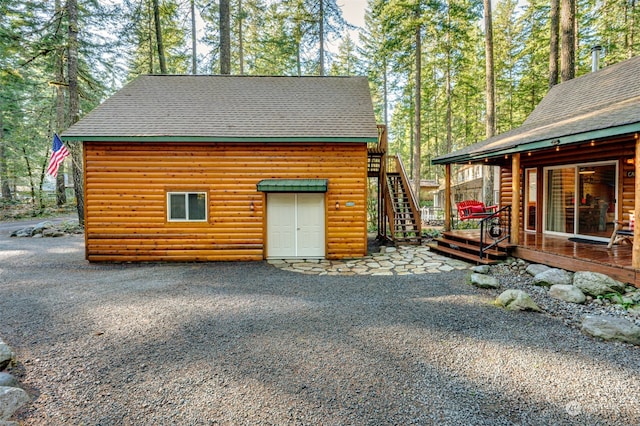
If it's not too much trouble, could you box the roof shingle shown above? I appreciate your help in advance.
[62,75,378,141]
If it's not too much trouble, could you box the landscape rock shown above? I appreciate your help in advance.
[549,284,586,304]
[472,265,490,274]
[573,271,626,297]
[9,228,32,238]
[581,315,640,345]
[32,221,53,234]
[495,289,543,312]
[525,263,550,276]
[0,375,18,389]
[42,229,65,237]
[0,386,29,421]
[470,273,500,289]
[532,268,572,287]
[9,220,82,238]
[626,290,640,303]
[0,343,13,371]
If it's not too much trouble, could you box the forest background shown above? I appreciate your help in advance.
[1,0,639,220]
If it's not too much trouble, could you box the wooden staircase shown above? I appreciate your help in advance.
[380,154,422,244]
[428,230,513,265]
[386,171,421,243]
[368,125,421,244]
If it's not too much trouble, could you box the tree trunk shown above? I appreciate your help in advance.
[0,112,11,201]
[68,0,84,225]
[55,0,66,206]
[383,57,388,125]
[629,0,636,59]
[296,42,302,76]
[318,0,325,76]
[445,8,452,154]
[413,20,421,199]
[220,0,231,74]
[148,1,154,74]
[191,0,197,74]
[549,0,559,88]
[484,0,495,139]
[560,0,575,82]
[238,0,244,74]
[152,0,167,73]
[22,146,36,206]
[483,0,496,206]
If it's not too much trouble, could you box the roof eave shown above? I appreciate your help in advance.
[432,122,640,165]
[61,135,377,143]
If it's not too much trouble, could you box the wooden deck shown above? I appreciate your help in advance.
[441,230,638,286]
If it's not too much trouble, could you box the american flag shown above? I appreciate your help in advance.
[47,134,70,178]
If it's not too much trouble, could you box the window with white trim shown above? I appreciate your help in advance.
[167,192,207,222]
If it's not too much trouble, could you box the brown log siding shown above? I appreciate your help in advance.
[84,142,367,262]
[498,136,636,231]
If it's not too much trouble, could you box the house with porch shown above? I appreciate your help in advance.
[62,75,421,262]
[432,55,640,286]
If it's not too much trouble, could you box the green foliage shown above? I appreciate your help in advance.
[422,228,441,239]
[3,0,640,206]
[597,292,636,310]
[453,219,480,230]
[0,0,113,205]
[121,0,190,76]
[329,33,359,75]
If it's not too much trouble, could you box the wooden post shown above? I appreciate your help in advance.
[511,153,521,245]
[444,163,452,231]
[378,125,388,240]
[633,135,640,269]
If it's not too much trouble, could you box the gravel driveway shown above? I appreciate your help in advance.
[2,230,640,425]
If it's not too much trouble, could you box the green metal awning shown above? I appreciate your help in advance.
[257,179,328,193]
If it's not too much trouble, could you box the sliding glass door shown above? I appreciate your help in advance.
[544,162,617,239]
[546,167,575,233]
[525,169,537,231]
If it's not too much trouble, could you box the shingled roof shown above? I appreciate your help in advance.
[61,75,378,142]
[433,55,640,164]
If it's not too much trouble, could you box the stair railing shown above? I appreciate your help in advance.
[479,205,511,260]
[393,154,422,238]
[383,175,398,241]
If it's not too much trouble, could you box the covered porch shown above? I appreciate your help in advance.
[431,56,640,286]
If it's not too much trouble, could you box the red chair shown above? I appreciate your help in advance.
[456,200,498,221]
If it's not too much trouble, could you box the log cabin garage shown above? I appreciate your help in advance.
[61,75,378,262]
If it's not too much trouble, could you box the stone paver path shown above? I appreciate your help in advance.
[268,245,472,275]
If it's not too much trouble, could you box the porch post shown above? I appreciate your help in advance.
[511,153,520,245]
[444,163,452,231]
[633,135,640,269]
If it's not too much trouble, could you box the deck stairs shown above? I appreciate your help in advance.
[385,171,421,243]
[368,125,421,244]
[428,231,513,265]
[367,146,384,177]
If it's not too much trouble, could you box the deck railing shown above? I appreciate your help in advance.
[421,206,444,223]
[393,154,421,236]
[479,205,511,260]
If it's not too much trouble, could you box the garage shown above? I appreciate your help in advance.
[266,193,325,259]
[260,179,328,259]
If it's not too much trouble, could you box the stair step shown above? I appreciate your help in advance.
[441,232,514,250]
[434,238,508,259]
[394,235,422,243]
[427,243,496,265]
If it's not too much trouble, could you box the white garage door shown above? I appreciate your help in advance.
[267,193,325,259]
